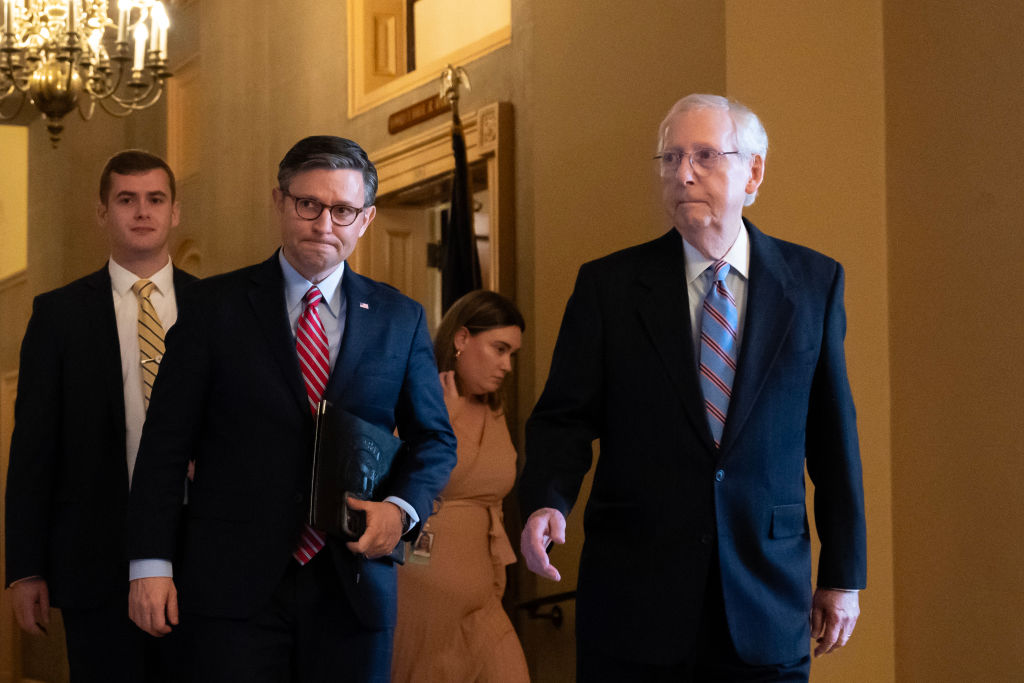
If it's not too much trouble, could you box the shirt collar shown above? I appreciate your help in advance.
[108,257,174,296]
[683,223,750,286]
[278,251,345,316]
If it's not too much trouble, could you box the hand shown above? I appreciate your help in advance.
[129,577,179,637]
[810,588,860,656]
[344,498,404,559]
[520,508,566,582]
[10,577,50,635]
[438,370,461,414]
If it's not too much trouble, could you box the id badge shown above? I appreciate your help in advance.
[410,527,435,563]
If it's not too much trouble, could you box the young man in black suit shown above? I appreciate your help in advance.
[5,150,197,681]
[520,94,866,681]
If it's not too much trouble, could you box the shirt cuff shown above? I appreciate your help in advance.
[129,559,173,581]
[383,496,419,532]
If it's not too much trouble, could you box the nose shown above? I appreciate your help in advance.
[499,354,512,373]
[310,210,334,233]
[674,155,697,184]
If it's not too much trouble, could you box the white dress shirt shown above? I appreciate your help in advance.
[109,257,177,487]
[683,225,750,365]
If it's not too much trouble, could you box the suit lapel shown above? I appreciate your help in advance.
[246,253,309,415]
[83,266,128,444]
[634,231,716,451]
[324,266,380,401]
[719,220,797,454]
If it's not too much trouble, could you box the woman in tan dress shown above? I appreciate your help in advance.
[392,290,530,682]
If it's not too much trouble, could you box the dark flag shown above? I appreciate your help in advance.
[440,111,481,312]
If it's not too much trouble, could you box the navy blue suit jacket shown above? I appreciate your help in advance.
[127,253,456,629]
[520,222,866,665]
[5,265,196,608]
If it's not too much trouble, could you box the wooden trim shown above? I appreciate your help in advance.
[348,0,510,118]
[362,101,514,298]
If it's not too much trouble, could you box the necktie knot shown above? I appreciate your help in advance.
[711,260,730,284]
[304,286,323,309]
[133,279,156,300]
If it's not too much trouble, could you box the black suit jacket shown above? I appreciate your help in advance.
[520,221,867,665]
[4,265,197,608]
[126,253,456,629]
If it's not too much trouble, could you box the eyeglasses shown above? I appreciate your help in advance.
[653,148,741,176]
[282,191,365,226]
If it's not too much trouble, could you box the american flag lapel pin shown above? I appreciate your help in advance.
[359,302,370,309]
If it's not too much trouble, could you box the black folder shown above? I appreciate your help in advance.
[308,400,404,540]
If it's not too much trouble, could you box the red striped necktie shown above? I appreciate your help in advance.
[294,286,328,564]
[699,261,739,448]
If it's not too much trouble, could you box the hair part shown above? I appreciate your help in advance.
[277,136,379,207]
[657,93,768,206]
[99,150,176,204]
[434,289,526,411]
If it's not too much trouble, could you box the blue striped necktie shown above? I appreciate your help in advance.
[699,261,739,448]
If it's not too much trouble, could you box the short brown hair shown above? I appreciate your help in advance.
[99,150,176,204]
[434,290,526,410]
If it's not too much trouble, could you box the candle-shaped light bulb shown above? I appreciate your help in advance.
[116,0,129,43]
[67,0,75,33]
[132,21,147,71]
[153,2,168,59]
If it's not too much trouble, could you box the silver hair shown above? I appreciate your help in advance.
[657,94,768,206]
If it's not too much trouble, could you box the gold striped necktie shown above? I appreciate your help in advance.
[132,279,166,411]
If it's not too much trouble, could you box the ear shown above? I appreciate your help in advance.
[357,205,376,238]
[95,200,108,226]
[272,187,286,215]
[453,326,470,351]
[170,200,181,230]
[745,154,765,195]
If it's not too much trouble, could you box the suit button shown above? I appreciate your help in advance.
[715,469,725,482]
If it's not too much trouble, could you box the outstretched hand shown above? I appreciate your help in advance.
[520,507,566,582]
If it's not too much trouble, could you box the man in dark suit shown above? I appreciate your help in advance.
[519,94,867,681]
[5,150,196,681]
[126,136,457,682]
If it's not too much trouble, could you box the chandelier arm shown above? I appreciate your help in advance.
[104,77,164,110]
[95,84,167,118]
[76,96,96,121]
[85,59,132,99]
[0,89,27,120]
[2,52,32,94]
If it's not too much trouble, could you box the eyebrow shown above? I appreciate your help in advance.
[114,190,168,199]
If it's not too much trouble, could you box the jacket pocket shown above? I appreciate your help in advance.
[770,503,808,539]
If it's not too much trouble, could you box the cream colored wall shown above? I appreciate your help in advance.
[414,0,510,66]
[725,2,895,680]
[0,126,28,279]
[886,2,1024,681]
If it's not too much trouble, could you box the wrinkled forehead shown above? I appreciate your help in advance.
[661,108,738,150]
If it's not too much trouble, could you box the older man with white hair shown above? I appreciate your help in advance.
[519,94,866,681]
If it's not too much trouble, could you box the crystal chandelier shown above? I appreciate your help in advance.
[1,0,172,147]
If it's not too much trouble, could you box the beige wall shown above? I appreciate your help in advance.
[725,2,895,680]
[4,0,1023,680]
[886,2,1024,681]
